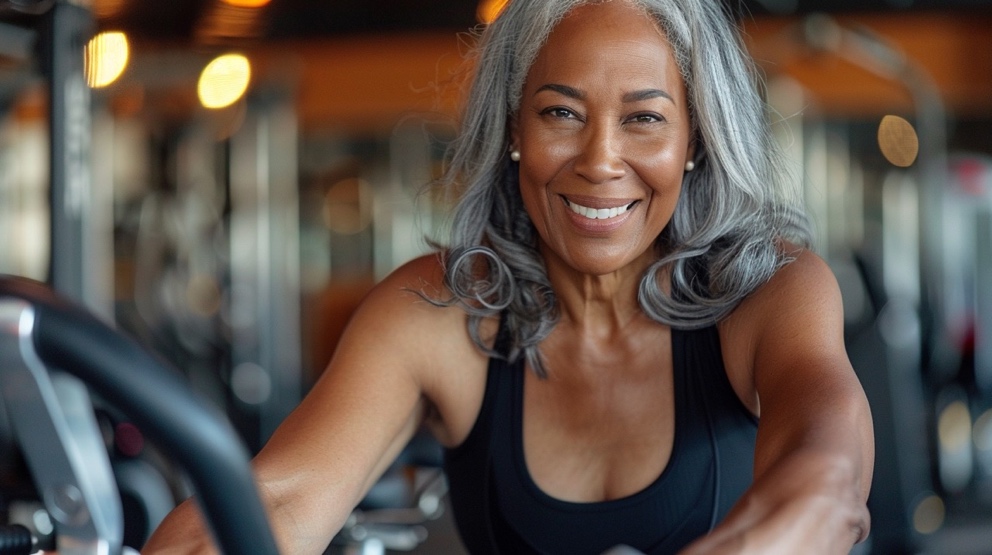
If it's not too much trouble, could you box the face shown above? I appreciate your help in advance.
[511,0,694,278]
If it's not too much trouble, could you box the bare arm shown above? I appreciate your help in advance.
[142,255,463,554]
[681,249,874,555]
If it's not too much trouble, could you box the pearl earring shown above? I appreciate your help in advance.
[510,150,521,162]
[684,160,695,172]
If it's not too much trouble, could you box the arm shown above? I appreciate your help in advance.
[681,249,874,555]
[142,255,460,554]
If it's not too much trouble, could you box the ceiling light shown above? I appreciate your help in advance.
[220,0,271,7]
[477,0,510,24]
[84,31,129,89]
[198,53,251,110]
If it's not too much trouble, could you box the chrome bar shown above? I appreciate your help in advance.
[0,299,123,555]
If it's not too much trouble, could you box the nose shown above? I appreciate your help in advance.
[572,121,626,184]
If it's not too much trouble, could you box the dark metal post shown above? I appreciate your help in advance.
[41,1,93,303]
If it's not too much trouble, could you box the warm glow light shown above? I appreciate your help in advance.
[198,54,251,110]
[477,0,510,24]
[878,114,919,168]
[84,31,129,88]
[220,0,271,7]
[938,400,972,451]
[912,495,945,535]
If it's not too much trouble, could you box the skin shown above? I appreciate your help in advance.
[143,2,873,553]
[511,0,694,502]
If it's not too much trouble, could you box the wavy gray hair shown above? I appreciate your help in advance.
[433,0,811,377]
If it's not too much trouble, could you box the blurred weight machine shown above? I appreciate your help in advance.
[0,1,456,552]
[0,0,300,550]
[0,0,133,550]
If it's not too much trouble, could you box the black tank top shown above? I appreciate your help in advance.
[442,324,758,555]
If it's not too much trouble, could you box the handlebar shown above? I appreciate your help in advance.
[0,275,279,555]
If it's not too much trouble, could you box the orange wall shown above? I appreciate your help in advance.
[110,10,992,133]
[741,11,992,118]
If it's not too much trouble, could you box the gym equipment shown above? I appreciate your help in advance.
[0,274,278,554]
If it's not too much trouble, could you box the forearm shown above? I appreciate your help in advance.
[681,449,869,555]
[681,351,874,555]
[682,390,873,554]
[140,467,351,555]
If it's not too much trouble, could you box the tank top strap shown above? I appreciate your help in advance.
[674,324,758,527]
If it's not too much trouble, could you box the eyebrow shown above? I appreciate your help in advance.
[534,83,673,103]
[622,89,673,103]
[535,83,584,99]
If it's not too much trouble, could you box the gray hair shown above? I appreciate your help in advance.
[433,0,811,377]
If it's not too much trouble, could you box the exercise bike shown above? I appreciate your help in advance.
[0,275,278,554]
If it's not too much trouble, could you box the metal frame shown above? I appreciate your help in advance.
[0,299,123,555]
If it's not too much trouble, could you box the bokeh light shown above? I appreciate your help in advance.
[878,114,919,168]
[220,0,271,7]
[198,53,251,109]
[912,494,945,535]
[84,31,129,88]
[477,0,510,24]
[938,400,972,451]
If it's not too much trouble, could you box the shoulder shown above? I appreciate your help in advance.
[346,253,472,356]
[342,252,495,446]
[718,244,847,414]
[739,244,841,325]
[364,252,448,306]
[723,243,842,343]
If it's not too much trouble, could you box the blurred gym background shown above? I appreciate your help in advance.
[0,0,990,553]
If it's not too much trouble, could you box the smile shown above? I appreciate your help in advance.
[564,198,638,220]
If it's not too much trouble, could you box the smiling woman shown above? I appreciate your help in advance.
[513,4,693,279]
[143,1,874,554]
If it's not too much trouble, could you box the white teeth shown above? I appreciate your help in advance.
[566,200,633,220]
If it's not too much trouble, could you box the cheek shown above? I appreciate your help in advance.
[516,144,565,215]
[628,129,687,164]
[519,120,576,167]
[633,150,686,226]
[517,169,550,231]
[633,148,686,193]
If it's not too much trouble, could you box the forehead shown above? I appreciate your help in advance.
[526,1,681,94]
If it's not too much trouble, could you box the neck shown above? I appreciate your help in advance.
[540,242,656,335]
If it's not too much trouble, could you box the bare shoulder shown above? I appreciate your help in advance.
[719,244,847,414]
[741,244,842,323]
[346,253,469,337]
[341,252,494,447]
[341,253,484,375]
[358,252,449,312]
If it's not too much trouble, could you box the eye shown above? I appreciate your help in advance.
[626,112,663,124]
[541,106,577,119]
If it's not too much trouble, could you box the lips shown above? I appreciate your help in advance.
[562,195,639,221]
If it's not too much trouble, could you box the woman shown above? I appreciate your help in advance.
[144,0,874,553]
